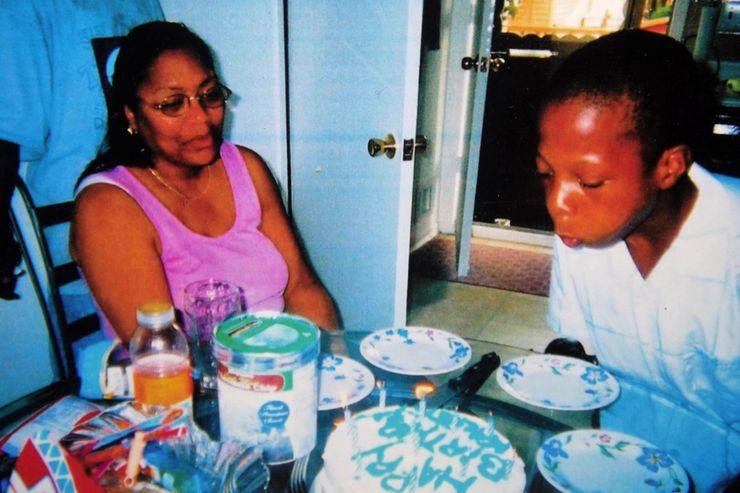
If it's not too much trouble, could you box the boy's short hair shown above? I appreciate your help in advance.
[539,29,718,169]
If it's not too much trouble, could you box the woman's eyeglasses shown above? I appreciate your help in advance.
[145,85,232,117]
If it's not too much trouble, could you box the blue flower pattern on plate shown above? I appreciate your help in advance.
[360,327,472,375]
[319,353,343,372]
[318,354,374,410]
[501,361,524,384]
[637,447,675,473]
[450,340,470,360]
[539,436,574,490]
[581,366,609,384]
[497,355,619,410]
[537,430,688,493]
[542,438,569,461]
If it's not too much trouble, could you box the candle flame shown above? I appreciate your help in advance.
[414,381,435,400]
[376,379,385,389]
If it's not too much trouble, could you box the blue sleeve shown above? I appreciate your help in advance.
[0,0,50,159]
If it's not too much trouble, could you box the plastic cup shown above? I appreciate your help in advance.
[184,280,246,392]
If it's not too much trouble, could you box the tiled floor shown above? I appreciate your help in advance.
[406,274,556,353]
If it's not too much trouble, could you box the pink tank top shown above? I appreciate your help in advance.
[80,141,288,338]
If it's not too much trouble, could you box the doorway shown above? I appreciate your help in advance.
[408,0,676,300]
[473,0,631,231]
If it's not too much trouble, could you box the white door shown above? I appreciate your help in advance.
[288,0,423,331]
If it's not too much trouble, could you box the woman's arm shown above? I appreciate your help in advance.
[238,146,339,331]
[70,184,173,343]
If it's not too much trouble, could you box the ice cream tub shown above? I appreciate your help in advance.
[213,311,320,464]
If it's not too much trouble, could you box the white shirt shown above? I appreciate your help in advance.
[547,163,740,426]
[547,164,740,490]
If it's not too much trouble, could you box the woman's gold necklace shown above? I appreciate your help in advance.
[148,166,212,206]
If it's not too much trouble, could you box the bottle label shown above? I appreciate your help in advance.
[132,353,193,408]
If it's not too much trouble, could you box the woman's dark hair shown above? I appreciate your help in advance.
[77,21,217,184]
[539,29,718,169]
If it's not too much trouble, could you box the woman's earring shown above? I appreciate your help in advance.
[127,126,137,136]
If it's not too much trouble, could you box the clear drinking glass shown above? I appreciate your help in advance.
[184,280,246,392]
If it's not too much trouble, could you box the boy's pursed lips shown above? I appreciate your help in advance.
[558,235,583,248]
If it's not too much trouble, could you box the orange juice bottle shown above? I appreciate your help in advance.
[130,302,192,415]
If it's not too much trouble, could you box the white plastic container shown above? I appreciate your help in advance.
[213,312,320,464]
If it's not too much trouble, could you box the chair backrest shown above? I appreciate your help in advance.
[9,178,100,391]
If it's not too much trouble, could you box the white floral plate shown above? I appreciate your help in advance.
[318,354,375,411]
[537,429,689,493]
[359,326,471,375]
[496,354,619,410]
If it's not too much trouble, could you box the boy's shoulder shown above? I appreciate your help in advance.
[715,172,740,235]
[711,170,740,204]
[691,164,740,228]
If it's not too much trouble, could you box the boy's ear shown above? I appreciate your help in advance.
[654,144,692,190]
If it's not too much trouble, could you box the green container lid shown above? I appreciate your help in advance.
[213,311,320,373]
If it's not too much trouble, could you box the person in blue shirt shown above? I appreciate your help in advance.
[538,29,739,491]
[0,0,163,300]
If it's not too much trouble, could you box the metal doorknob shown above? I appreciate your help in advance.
[367,134,396,159]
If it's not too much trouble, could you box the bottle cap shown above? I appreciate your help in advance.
[136,302,175,327]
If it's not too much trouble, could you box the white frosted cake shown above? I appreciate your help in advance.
[314,405,525,493]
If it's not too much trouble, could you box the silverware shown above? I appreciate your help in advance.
[289,455,310,493]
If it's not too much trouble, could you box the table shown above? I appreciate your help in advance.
[194,330,599,492]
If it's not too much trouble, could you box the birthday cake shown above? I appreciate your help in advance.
[314,405,526,493]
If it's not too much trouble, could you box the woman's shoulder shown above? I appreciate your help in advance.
[74,167,152,222]
[74,181,147,228]
[71,178,160,269]
[226,143,281,207]
[77,164,130,198]
[76,164,131,194]
[72,176,158,253]
[76,178,129,204]
[229,142,266,165]
[227,143,273,182]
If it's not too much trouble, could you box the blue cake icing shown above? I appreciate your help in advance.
[318,405,525,493]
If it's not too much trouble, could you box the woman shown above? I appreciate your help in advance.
[71,21,338,343]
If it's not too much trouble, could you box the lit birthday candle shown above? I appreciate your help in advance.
[411,382,434,492]
[413,381,435,416]
[409,407,420,493]
[450,405,462,445]
[342,393,351,424]
[486,409,496,436]
[375,379,387,409]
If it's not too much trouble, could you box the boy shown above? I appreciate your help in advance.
[538,30,739,491]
